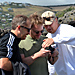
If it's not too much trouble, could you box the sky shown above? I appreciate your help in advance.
[0,0,75,6]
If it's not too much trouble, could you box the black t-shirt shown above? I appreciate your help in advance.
[0,32,22,75]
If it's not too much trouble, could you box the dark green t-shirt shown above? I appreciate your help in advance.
[19,35,49,75]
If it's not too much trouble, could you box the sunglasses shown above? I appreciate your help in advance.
[33,30,44,34]
[20,26,31,32]
[43,17,55,21]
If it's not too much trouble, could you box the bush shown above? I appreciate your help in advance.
[56,6,75,18]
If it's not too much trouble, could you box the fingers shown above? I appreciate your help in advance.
[41,48,51,53]
[42,38,54,48]
[43,39,46,42]
[39,48,51,57]
[42,42,49,48]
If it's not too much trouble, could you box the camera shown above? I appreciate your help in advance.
[48,45,55,63]
[49,45,55,54]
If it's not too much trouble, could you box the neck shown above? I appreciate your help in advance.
[58,24,60,26]
[11,30,17,36]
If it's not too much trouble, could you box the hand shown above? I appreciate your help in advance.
[51,48,59,57]
[0,58,13,71]
[48,49,59,65]
[42,38,54,48]
[37,48,51,57]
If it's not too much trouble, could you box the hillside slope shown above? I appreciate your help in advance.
[8,5,52,16]
[1,4,75,29]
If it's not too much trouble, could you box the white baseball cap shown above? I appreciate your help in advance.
[41,11,56,25]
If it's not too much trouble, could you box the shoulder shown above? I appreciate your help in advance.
[0,33,10,41]
[59,24,75,31]
[19,40,26,48]
[46,33,52,38]
[0,29,10,38]
[0,33,10,48]
[60,24,75,28]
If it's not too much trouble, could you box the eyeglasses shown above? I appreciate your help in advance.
[43,17,55,21]
[20,26,31,32]
[33,30,44,34]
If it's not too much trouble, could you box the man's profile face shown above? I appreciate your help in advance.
[20,20,31,40]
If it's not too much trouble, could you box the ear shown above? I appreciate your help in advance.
[18,25,20,29]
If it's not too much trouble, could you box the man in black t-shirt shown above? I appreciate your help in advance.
[0,15,31,75]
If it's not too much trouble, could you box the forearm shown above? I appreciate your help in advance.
[21,48,50,65]
[53,33,75,45]
[0,58,13,71]
[21,52,40,66]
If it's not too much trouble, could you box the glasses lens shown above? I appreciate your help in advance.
[34,30,43,34]
[43,17,55,21]
[28,29,30,32]
[46,17,50,21]
[36,31,39,34]
[43,17,50,21]
[41,30,43,33]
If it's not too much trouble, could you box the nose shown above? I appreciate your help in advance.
[46,25,51,28]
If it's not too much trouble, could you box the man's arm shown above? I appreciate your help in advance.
[21,48,51,66]
[0,58,13,71]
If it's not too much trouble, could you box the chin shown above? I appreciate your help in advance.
[36,37,40,39]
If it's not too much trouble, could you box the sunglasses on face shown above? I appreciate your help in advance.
[43,17,55,21]
[20,26,31,32]
[33,30,44,34]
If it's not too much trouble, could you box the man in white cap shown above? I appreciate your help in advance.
[42,11,58,75]
[41,11,75,75]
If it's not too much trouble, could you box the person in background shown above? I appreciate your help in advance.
[0,15,31,75]
[41,11,75,75]
[19,13,58,75]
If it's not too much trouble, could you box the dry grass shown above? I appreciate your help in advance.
[50,6,75,11]
[9,5,51,17]
[2,5,75,17]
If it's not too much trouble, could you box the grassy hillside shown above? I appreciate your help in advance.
[2,5,52,17]
[2,5,75,16]
[11,5,51,16]
[0,4,75,29]
[2,5,75,17]
[47,6,75,12]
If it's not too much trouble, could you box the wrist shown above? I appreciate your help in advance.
[31,52,39,60]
